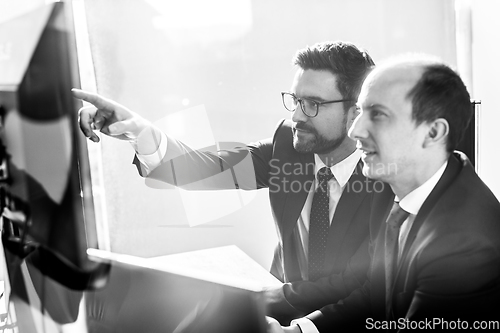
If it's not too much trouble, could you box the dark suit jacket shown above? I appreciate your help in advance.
[308,152,500,331]
[135,119,386,323]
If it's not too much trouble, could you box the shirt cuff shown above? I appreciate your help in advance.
[291,316,320,333]
[133,131,168,176]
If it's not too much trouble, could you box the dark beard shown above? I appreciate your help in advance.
[292,121,348,154]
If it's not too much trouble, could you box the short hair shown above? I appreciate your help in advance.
[407,62,472,152]
[293,41,375,111]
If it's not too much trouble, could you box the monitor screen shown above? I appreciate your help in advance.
[0,1,103,330]
[86,249,267,333]
[0,1,98,282]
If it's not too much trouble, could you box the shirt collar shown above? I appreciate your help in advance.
[398,161,448,215]
[314,149,362,188]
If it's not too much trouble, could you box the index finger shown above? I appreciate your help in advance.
[72,88,115,111]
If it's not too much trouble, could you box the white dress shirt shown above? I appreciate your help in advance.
[132,131,169,174]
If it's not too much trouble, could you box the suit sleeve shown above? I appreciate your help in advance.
[305,278,374,331]
[133,125,281,191]
[401,231,500,323]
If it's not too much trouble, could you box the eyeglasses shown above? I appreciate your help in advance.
[281,92,354,118]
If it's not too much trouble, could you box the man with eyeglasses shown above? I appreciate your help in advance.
[73,41,383,324]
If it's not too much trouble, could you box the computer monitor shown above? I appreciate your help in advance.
[0,0,99,282]
[0,1,107,330]
[86,249,267,333]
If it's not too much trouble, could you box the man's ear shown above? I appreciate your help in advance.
[346,105,360,130]
[423,118,449,148]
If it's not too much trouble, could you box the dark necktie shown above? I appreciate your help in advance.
[308,167,334,281]
[384,201,409,317]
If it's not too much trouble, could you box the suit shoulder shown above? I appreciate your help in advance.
[272,119,292,139]
[427,163,500,240]
[449,159,500,216]
[271,119,295,150]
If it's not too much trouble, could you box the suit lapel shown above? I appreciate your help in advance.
[278,151,315,240]
[391,154,462,310]
[323,162,369,272]
[277,152,314,281]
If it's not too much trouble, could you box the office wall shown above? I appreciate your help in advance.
[472,0,500,199]
[0,0,46,22]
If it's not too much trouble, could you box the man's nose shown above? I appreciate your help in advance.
[348,112,367,140]
[291,104,308,123]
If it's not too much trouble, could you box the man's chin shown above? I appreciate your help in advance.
[361,166,375,180]
[292,136,314,153]
[293,143,312,154]
[293,143,339,155]
[361,163,388,181]
[292,133,345,155]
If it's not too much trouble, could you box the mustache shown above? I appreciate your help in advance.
[293,122,317,133]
